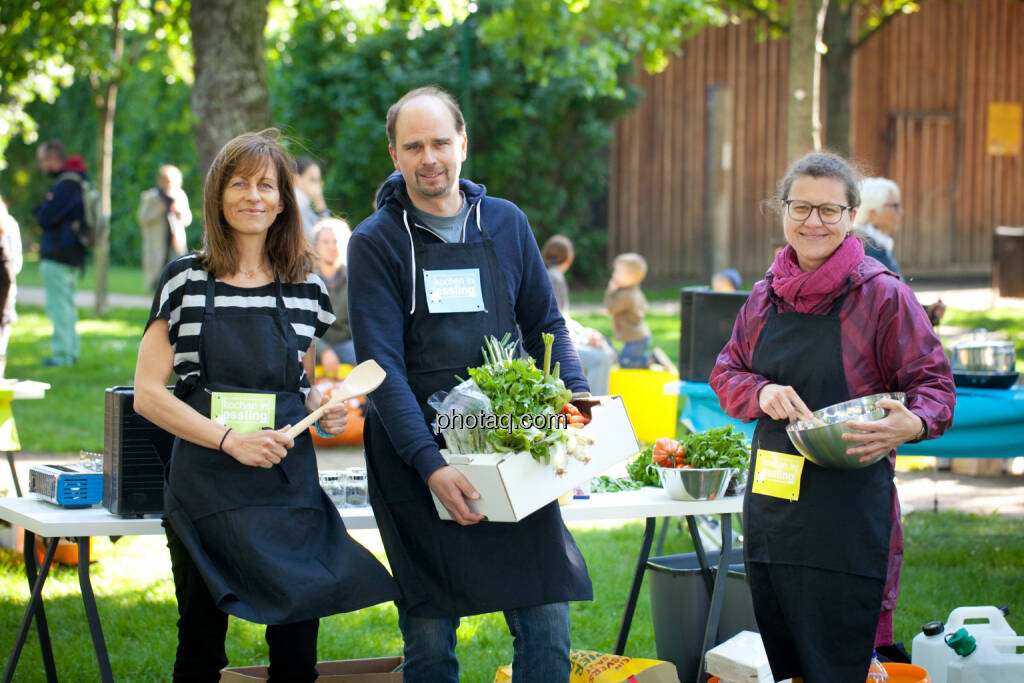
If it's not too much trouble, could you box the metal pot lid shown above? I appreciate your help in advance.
[953,339,1015,350]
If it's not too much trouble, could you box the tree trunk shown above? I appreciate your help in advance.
[822,1,853,157]
[786,0,825,163]
[93,1,123,316]
[190,0,272,177]
[93,80,117,316]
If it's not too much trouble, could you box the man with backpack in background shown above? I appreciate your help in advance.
[33,139,86,367]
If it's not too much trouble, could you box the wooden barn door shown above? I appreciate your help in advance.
[887,113,958,272]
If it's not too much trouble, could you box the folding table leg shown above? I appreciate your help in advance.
[5,451,21,497]
[696,514,732,683]
[686,515,715,594]
[614,516,656,655]
[654,516,671,556]
[3,532,59,683]
[77,537,115,683]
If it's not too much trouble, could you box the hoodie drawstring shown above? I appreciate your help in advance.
[402,210,416,315]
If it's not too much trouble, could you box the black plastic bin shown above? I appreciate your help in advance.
[646,549,758,683]
[994,226,1024,298]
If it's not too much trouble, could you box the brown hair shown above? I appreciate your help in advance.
[38,139,66,162]
[386,86,465,148]
[199,129,313,282]
[541,235,574,266]
[772,151,862,212]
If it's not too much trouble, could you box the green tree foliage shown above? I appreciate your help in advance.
[0,1,78,165]
[269,6,639,281]
[1,40,198,269]
[479,0,723,98]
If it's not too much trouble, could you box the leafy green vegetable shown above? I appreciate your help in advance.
[681,426,750,470]
[625,446,661,487]
[589,475,642,493]
[465,333,572,463]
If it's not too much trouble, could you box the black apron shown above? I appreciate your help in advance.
[164,274,398,625]
[364,215,593,618]
[745,288,890,680]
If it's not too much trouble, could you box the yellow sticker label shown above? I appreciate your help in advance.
[751,449,804,501]
[210,392,275,434]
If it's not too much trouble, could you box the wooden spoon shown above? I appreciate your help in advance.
[287,359,386,438]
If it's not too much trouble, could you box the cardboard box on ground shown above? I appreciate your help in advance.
[431,396,641,523]
[219,656,403,682]
[495,650,680,683]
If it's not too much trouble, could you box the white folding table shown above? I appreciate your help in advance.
[0,488,742,683]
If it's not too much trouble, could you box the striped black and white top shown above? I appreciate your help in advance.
[147,254,335,394]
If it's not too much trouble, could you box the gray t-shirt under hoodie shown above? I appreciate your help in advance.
[409,193,470,244]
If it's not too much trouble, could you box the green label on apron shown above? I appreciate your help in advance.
[210,392,275,433]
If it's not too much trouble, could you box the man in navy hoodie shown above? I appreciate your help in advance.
[33,140,85,366]
[348,86,593,682]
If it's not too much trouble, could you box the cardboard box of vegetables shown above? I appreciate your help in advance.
[429,333,641,522]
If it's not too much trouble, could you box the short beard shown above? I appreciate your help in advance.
[414,170,449,198]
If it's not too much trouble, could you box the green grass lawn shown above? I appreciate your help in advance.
[0,511,1020,681]
[7,307,146,454]
[16,258,150,297]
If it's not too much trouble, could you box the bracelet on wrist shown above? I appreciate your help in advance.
[314,420,332,438]
[218,427,233,452]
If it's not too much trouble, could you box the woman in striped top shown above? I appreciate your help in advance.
[133,130,397,682]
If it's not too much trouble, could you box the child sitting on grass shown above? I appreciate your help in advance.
[604,252,653,369]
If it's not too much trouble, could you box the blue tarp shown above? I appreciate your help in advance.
[669,380,1024,459]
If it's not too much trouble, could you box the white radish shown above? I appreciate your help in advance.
[565,430,591,463]
[551,440,569,475]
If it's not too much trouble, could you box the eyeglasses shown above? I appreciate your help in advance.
[884,202,902,211]
[782,200,851,225]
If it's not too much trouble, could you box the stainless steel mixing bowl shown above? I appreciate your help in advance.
[784,392,906,470]
[656,466,738,500]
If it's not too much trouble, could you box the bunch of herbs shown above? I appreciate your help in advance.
[681,426,750,470]
[465,333,572,462]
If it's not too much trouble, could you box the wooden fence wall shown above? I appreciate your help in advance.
[609,0,1024,281]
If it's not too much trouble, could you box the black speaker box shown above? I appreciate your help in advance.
[678,287,750,383]
[103,386,174,517]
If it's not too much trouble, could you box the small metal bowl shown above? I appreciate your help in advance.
[785,392,906,470]
[656,466,738,501]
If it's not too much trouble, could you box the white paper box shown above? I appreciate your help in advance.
[431,395,641,522]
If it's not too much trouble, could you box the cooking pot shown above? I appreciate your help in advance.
[950,330,1016,374]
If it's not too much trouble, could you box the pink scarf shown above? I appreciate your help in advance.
[770,236,864,313]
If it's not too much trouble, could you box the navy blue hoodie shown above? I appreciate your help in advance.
[33,155,88,267]
[349,172,587,481]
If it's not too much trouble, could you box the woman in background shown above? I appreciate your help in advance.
[710,152,955,681]
[133,130,396,682]
[0,194,23,377]
[312,217,355,373]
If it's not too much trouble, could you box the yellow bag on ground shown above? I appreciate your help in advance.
[495,650,679,683]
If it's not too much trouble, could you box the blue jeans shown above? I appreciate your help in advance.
[40,259,79,364]
[617,335,651,369]
[398,602,571,683]
[575,342,615,395]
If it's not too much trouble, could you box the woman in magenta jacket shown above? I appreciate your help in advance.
[710,152,955,682]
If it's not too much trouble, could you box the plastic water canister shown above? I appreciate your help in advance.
[912,621,955,683]
[945,606,1016,641]
[911,607,1016,683]
[946,635,1024,683]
